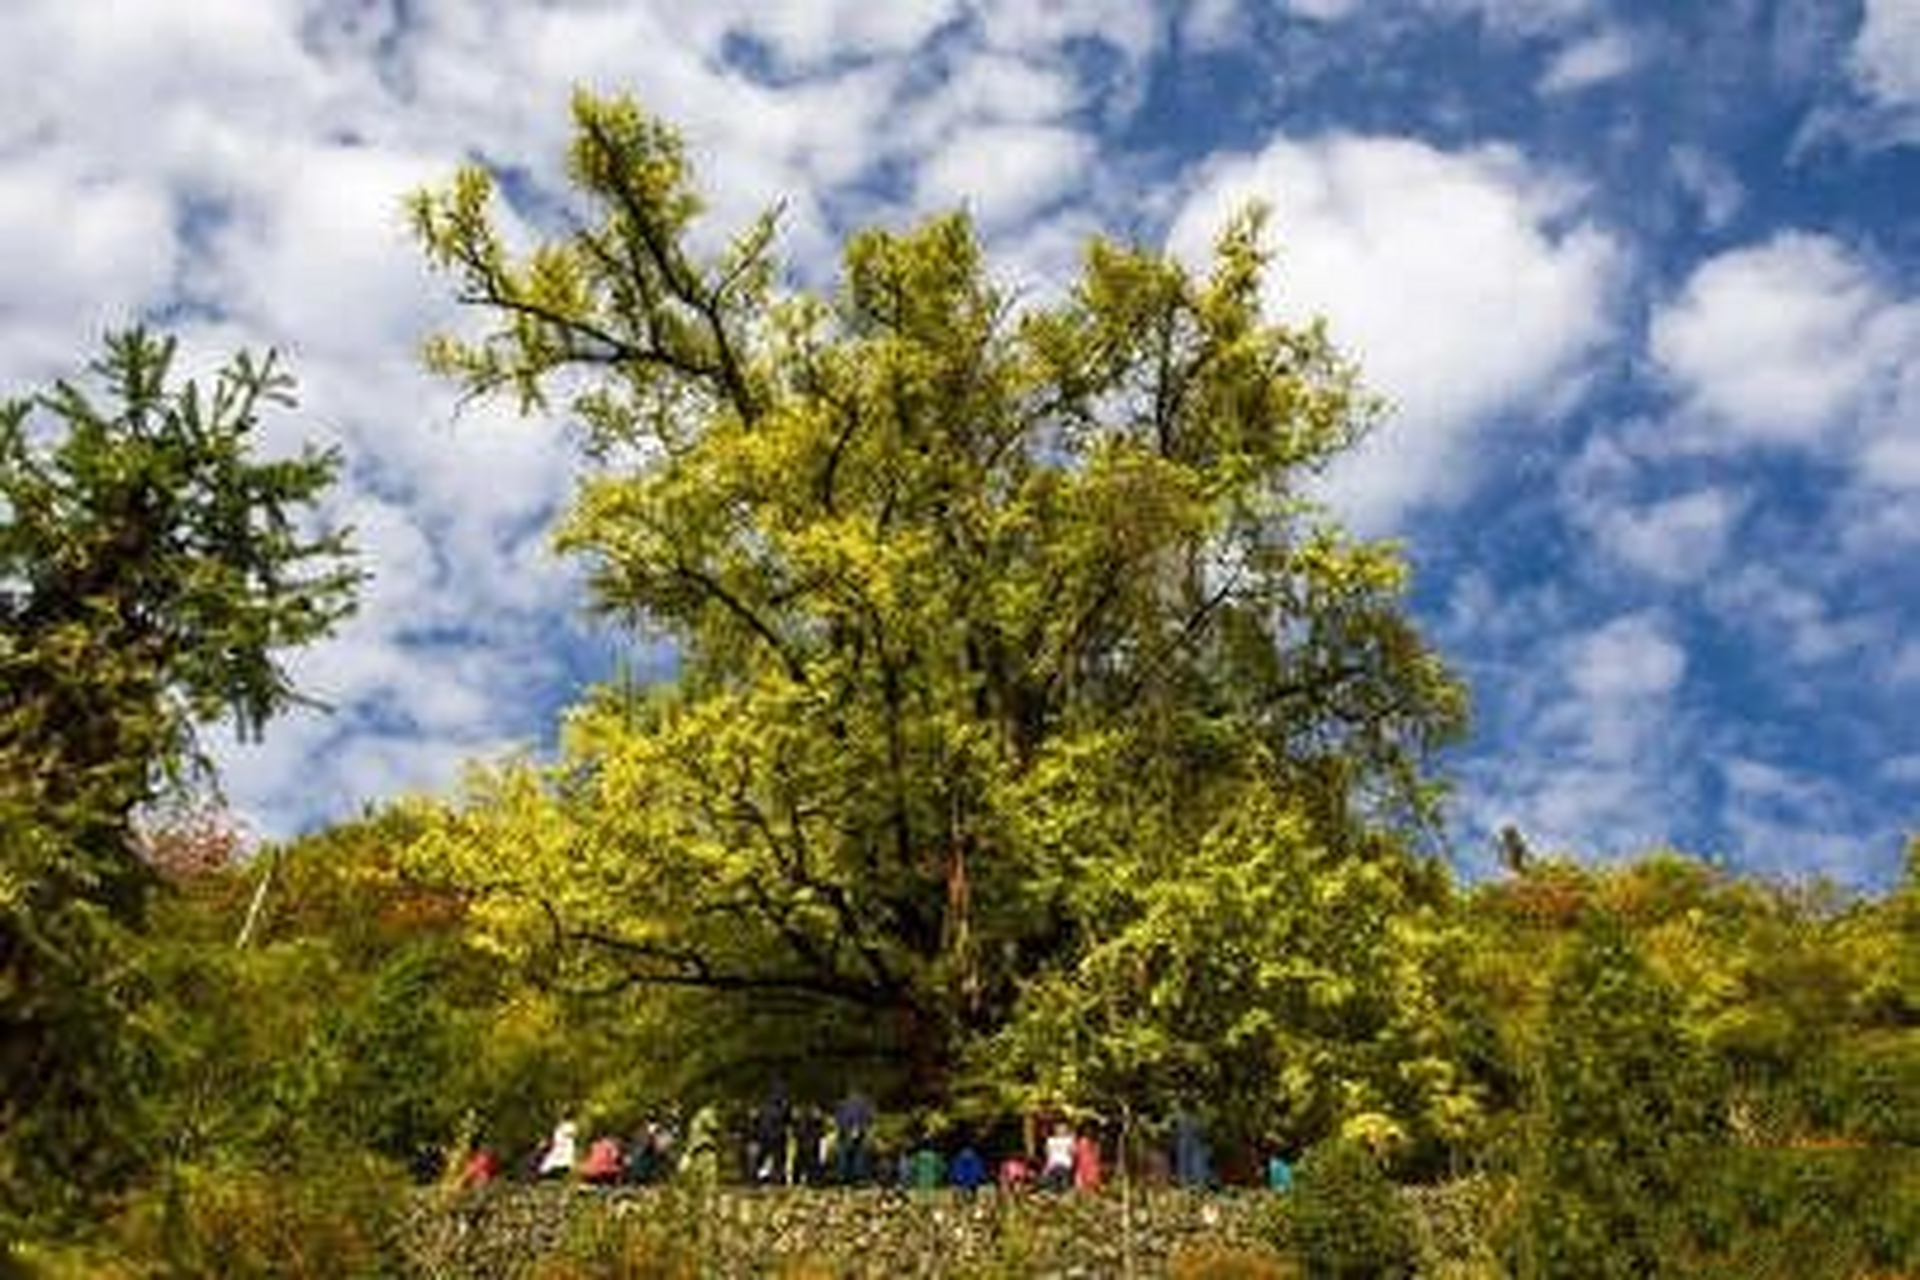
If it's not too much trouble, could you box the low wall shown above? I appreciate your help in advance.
[403,1183,1287,1277]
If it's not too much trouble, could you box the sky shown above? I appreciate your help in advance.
[2,0,1916,887]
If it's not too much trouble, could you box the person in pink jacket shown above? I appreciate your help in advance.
[1072,1131,1102,1191]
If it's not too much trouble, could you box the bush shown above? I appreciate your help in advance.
[1515,921,1718,1279]
[1289,1139,1413,1279]
[1168,1241,1295,1278]
[111,1154,409,1278]
[1,1239,146,1280]
[1403,1176,1502,1275]
[1817,1033,1920,1146]
[1668,1145,1920,1279]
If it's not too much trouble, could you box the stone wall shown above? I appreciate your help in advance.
[403,1184,1291,1277]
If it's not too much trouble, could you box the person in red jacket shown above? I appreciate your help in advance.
[458,1145,500,1189]
[579,1134,625,1185]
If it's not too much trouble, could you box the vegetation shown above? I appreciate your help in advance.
[1512,921,1719,1278]
[1289,1138,1415,1278]
[2,95,1915,1276]
[404,88,1467,1150]
[1,330,357,1233]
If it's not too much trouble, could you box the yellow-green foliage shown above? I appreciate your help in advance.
[1515,921,1720,1279]
[1168,1242,1297,1278]
[405,89,1468,1131]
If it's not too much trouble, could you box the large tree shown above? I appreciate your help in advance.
[0,329,357,1222]
[407,92,1466,1126]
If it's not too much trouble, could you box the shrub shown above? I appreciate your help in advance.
[1290,1139,1413,1279]
[1821,1033,1920,1145]
[1515,920,1719,1279]
[1,1239,147,1280]
[1668,1146,1920,1279]
[112,1154,408,1278]
[1168,1241,1295,1278]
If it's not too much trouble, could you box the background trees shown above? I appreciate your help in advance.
[1516,920,1720,1278]
[1,329,357,906]
[0,329,357,1225]
[405,91,1467,1128]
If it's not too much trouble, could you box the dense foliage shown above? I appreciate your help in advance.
[1514,921,1719,1278]
[1289,1138,1415,1278]
[404,90,1468,1145]
[0,331,357,1233]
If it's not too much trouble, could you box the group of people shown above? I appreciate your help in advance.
[455,1089,1288,1195]
[456,1115,680,1189]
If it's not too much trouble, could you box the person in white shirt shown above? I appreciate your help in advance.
[537,1119,578,1179]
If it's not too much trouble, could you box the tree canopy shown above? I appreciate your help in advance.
[406,91,1467,1138]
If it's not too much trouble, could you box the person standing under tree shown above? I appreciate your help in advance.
[833,1088,874,1184]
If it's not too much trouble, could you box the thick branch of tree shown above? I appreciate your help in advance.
[737,773,907,997]
[1037,567,1127,706]
[562,924,891,1004]
[670,561,809,685]
[456,282,730,390]
[1116,563,1246,706]
[571,223,676,359]
[817,393,863,517]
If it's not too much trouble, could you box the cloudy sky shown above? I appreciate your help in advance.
[4,0,1916,886]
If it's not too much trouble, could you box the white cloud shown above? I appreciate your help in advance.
[1886,640,1920,686]
[1454,593,1904,884]
[1558,429,1748,584]
[1850,0,1920,109]
[1718,756,1887,883]
[1181,0,1249,49]
[1168,134,1621,531]
[0,163,177,377]
[1650,232,1920,523]
[1454,610,1692,866]
[915,123,1096,230]
[1651,232,1888,446]
[210,141,448,356]
[700,1,962,71]
[1430,0,1599,38]
[1669,146,1744,230]
[1859,357,1920,491]
[0,165,175,317]
[922,51,1081,125]
[1280,0,1362,21]
[1704,564,1882,668]
[976,0,1166,66]
[1565,610,1685,708]
[1,1,320,155]
[1592,488,1746,584]
[1538,26,1640,95]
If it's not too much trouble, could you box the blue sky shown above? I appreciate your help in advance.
[3,1,1915,886]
